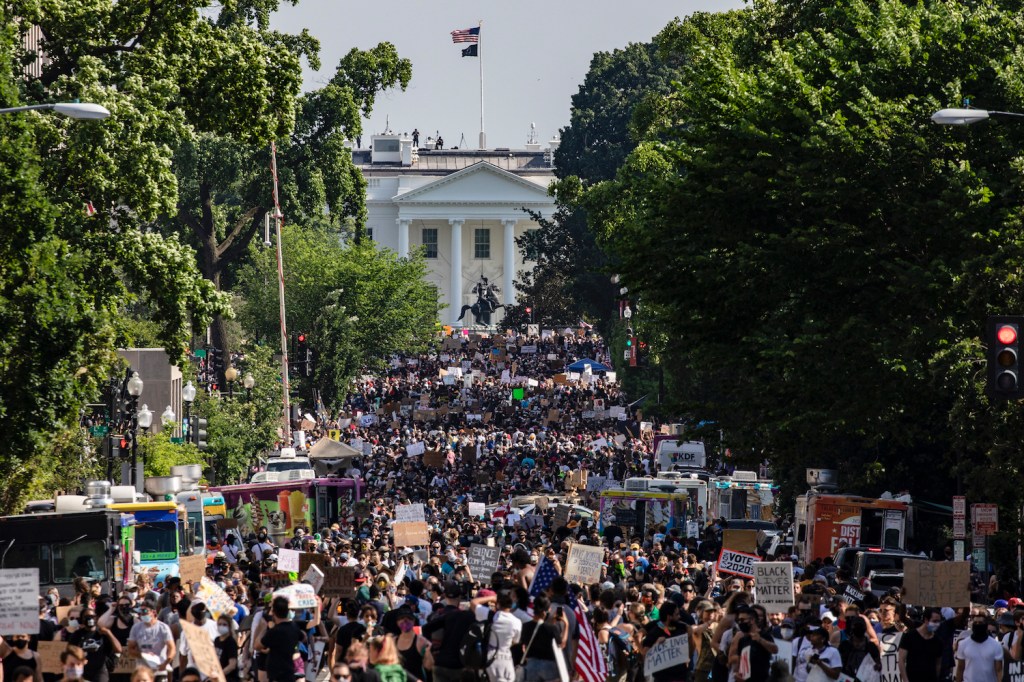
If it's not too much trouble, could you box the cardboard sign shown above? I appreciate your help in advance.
[276,548,301,572]
[299,552,330,577]
[393,521,431,547]
[114,656,144,675]
[466,544,501,584]
[0,568,40,634]
[303,563,325,593]
[564,544,605,585]
[396,503,426,523]
[717,548,759,579]
[37,640,66,673]
[216,518,238,529]
[423,450,446,468]
[322,566,357,598]
[644,635,690,676]
[902,560,970,606]
[566,470,587,490]
[181,620,226,682]
[553,505,571,529]
[262,572,293,589]
[754,562,794,612]
[461,445,478,466]
[722,529,759,554]
[180,554,208,585]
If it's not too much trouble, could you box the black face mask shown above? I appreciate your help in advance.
[972,622,990,642]
[12,640,28,649]
[738,621,753,634]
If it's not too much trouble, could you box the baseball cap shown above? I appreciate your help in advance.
[995,599,1009,608]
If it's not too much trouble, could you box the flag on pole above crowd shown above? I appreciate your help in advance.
[461,45,478,58]
[451,26,480,43]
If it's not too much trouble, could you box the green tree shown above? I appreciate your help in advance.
[583,0,1024,507]
[235,225,439,408]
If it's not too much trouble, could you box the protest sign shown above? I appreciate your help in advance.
[114,656,143,675]
[0,569,40,634]
[423,450,446,468]
[396,503,426,523]
[276,548,300,572]
[902,560,970,606]
[406,442,426,457]
[879,632,903,682]
[216,518,238,529]
[195,577,237,619]
[321,567,357,598]
[274,583,318,610]
[303,563,325,593]
[181,620,226,682]
[262,571,293,591]
[722,529,759,554]
[177,554,206,587]
[644,635,689,676]
[37,641,65,673]
[564,544,605,585]
[461,445,478,466]
[552,505,572,529]
[468,502,486,518]
[466,544,501,584]
[393,521,431,547]
[299,552,330,576]
[717,548,759,579]
[754,562,794,612]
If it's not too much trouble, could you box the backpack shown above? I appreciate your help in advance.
[460,610,496,670]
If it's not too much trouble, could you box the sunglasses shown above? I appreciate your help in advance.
[333,676,351,681]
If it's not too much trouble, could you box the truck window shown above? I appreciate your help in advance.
[4,544,49,582]
[53,540,105,583]
[797,524,806,542]
[135,522,178,561]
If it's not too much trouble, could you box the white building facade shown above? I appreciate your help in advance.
[356,134,557,326]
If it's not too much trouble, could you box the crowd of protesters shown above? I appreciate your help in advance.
[9,328,1022,682]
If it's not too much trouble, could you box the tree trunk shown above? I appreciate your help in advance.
[195,181,230,388]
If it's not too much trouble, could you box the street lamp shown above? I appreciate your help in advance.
[0,102,110,120]
[182,380,196,442]
[243,372,255,402]
[931,108,1024,126]
[224,366,238,400]
[161,405,176,427]
[127,371,143,398]
[124,371,144,489]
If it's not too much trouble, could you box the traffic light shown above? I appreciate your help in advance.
[625,327,634,346]
[988,316,1024,399]
[304,346,314,377]
[209,347,225,378]
[191,416,208,451]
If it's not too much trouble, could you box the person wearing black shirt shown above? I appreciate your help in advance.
[642,601,689,682]
[898,607,944,682]
[730,605,778,682]
[332,603,368,668]
[421,582,477,682]
[257,597,306,682]
[519,596,567,682]
[214,617,240,682]
[67,608,121,682]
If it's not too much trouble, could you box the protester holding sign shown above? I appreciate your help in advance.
[641,601,689,682]
[257,597,306,682]
[127,602,176,675]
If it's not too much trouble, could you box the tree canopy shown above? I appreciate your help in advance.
[582,0,1024,503]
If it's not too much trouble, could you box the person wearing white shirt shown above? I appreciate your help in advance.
[956,611,1003,682]
[796,626,841,682]
[472,591,522,682]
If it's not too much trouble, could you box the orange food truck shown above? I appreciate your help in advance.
[793,470,910,561]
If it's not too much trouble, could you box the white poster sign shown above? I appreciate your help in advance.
[754,562,794,612]
[276,549,300,573]
[396,503,426,523]
[0,569,39,634]
[563,544,605,585]
[643,635,689,676]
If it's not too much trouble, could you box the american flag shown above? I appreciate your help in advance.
[528,556,559,596]
[451,27,480,43]
[569,589,608,682]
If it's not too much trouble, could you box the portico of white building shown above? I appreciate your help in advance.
[356,133,558,326]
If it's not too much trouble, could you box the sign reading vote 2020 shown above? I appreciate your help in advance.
[717,548,759,580]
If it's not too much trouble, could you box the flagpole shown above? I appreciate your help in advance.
[478,20,485,150]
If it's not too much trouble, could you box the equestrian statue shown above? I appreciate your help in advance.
[457,276,505,326]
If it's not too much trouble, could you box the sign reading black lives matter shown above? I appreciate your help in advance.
[753,562,794,612]
[644,635,689,676]
[466,544,501,585]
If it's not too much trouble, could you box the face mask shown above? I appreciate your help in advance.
[926,622,940,633]
[399,621,414,633]
[780,627,794,640]
[141,614,153,624]
[259,534,268,541]
[288,610,296,620]
[218,625,231,636]
[738,621,752,634]
[12,640,28,649]
[971,622,989,641]
[85,618,96,628]
[65,666,84,679]
[67,619,80,632]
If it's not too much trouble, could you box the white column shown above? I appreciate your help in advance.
[396,218,410,258]
[449,218,464,325]
[502,218,517,306]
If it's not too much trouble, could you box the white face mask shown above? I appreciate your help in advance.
[218,625,231,636]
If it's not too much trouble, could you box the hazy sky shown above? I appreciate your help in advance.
[270,0,744,149]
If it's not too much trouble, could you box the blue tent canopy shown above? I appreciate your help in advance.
[566,358,611,373]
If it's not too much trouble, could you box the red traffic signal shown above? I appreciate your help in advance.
[525,307,532,314]
[987,316,1024,399]
[297,333,306,343]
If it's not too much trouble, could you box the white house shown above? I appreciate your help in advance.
[356,133,558,326]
